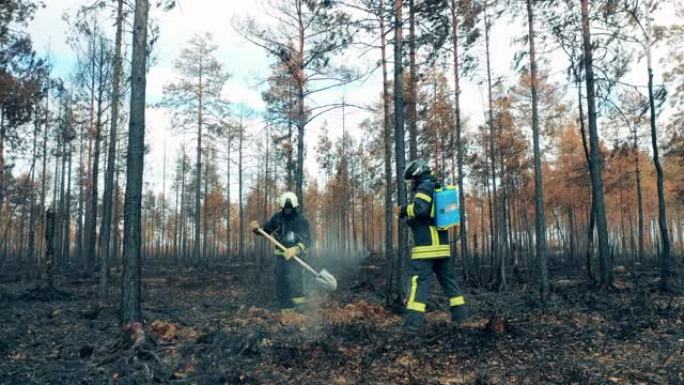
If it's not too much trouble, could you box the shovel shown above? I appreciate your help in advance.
[257,228,337,291]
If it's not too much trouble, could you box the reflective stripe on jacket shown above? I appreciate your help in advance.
[401,175,450,259]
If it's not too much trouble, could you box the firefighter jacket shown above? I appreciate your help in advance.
[400,174,451,259]
[262,211,312,256]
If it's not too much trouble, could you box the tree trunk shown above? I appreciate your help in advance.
[295,16,306,209]
[76,118,85,269]
[57,104,69,271]
[39,87,49,262]
[238,113,245,260]
[449,0,468,279]
[203,158,209,261]
[225,134,231,258]
[121,0,149,326]
[63,149,72,271]
[100,0,124,304]
[194,59,203,266]
[580,0,612,286]
[28,112,40,278]
[84,38,97,277]
[379,0,394,277]
[407,0,417,161]
[645,24,673,290]
[88,41,106,280]
[181,152,188,266]
[574,64,595,281]
[45,209,55,289]
[0,111,4,215]
[634,134,645,263]
[526,0,549,298]
[484,5,503,289]
[391,0,408,306]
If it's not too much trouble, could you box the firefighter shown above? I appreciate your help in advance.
[250,192,311,312]
[396,159,468,332]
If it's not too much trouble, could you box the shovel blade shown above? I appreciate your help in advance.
[315,269,337,291]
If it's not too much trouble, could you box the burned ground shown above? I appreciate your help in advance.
[1,256,683,385]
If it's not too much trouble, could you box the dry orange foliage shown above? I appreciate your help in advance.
[322,300,400,326]
[149,320,198,342]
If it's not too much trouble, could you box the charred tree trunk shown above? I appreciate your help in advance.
[379,0,394,280]
[238,114,245,260]
[580,0,612,286]
[100,0,124,305]
[645,29,673,291]
[407,0,417,161]
[28,112,40,277]
[194,62,203,266]
[390,0,408,306]
[225,134,231,258]
[526,0,549,298]
[449,0,468,280]
[121,0,149,326]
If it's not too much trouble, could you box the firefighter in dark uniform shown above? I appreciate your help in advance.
[250,192,311,312]
[396,159,468,332]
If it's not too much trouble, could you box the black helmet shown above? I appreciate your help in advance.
[404,159,430,181]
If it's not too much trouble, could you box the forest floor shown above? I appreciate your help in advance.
[1,255,683,385]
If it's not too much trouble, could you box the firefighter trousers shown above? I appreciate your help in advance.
[404,258,468,331]
[274,257,306,311]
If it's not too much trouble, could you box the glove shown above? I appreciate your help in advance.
[283,246,300,260]
[394,206,405,218]
[250,220,261,234]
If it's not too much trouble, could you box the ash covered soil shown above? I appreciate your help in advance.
[1,256,683,385]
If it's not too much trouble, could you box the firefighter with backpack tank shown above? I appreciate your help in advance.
[395,159,468,333]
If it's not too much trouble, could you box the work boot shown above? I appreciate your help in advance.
[450,304,468,323]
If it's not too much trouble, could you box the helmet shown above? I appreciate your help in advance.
[278,192,299,209]
[404,159,430,181]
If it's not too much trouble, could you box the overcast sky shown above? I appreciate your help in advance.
[24,0,679,203]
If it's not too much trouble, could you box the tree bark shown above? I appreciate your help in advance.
[391,0,408,305]
[87,39,107,280]
[634,133,645,263]
[645,17,673,290]
[225,133,231,258]
[121,0,149,326]
[28,111,40,277]
[63,148,72,271]
[526,0,549,298]
[238,112,245,260]
[194,55,203,266]
[295,12,306,209]
[449,0,468,279]
[407,0,417,161]
[580,0,612,287]
[379,0,394,280]
[484,5,503,289]
[100,0,124,305]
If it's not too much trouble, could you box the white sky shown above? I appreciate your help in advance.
[24,0,681,204]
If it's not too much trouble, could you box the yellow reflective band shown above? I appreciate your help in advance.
[292,296,307,305]
[411,244,451,259]
[415,192,433,203]
[430,226,440,246]
[275,249,285,255]
[406,275,426,312]
[407,204,415,218]
[297,242,306,251]
[450,296,466,307]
